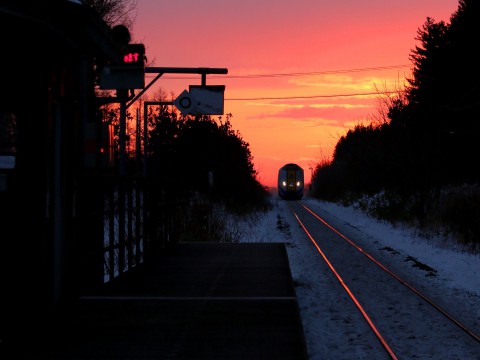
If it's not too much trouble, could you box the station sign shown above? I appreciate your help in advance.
[173,85,225,115]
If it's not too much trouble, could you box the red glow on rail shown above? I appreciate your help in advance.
[291,210,399,360]
[300,203,480,344]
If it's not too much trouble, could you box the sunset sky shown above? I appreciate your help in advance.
[130,0,459,187]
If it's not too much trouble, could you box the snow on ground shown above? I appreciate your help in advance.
[236,195,480,359]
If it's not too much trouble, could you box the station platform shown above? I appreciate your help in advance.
[20,242,308,359]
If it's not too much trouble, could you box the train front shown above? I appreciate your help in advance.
[278,164,304,200]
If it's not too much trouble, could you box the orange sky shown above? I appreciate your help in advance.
[131,0,459,187]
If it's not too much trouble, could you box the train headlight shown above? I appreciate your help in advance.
[282,181,287,187]
[296,181,301,186]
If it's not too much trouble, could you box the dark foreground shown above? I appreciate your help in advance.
[5,243,308,359]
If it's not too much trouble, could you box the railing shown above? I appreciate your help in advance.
[100,175,186,284]
[102,176,146,283]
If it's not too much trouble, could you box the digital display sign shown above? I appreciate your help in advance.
[122,44,145,66]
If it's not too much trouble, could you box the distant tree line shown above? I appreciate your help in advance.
[311,0,480,251]
[143,105,270,243]
[145,105,269,212]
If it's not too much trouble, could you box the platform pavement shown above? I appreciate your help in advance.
[14,242,309,359]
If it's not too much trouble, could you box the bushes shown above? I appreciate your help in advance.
[326,185,480,254]
[176,191,272,243]
[439,185,480,253]
[145,111,271,245]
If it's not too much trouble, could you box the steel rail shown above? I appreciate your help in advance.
[290,208,399,360]
[300,202,480,344]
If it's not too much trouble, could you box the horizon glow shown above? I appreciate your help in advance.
[132,0,459,187]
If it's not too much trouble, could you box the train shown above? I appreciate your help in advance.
[278,163,304,200]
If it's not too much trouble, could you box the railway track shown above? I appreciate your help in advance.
[287,200,480,359]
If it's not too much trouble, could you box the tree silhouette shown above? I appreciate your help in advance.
[80,0,138,29]
[146,106,267,214]
[312,0,480,243]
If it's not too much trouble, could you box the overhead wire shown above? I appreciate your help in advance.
[226,91,400,101]
[144,64,410,101]
[151,64,411,80]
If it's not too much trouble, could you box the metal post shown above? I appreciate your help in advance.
[117,89,128,277]
[136,107,141,169]
[143,102,148,177]
[118,89,128,177]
